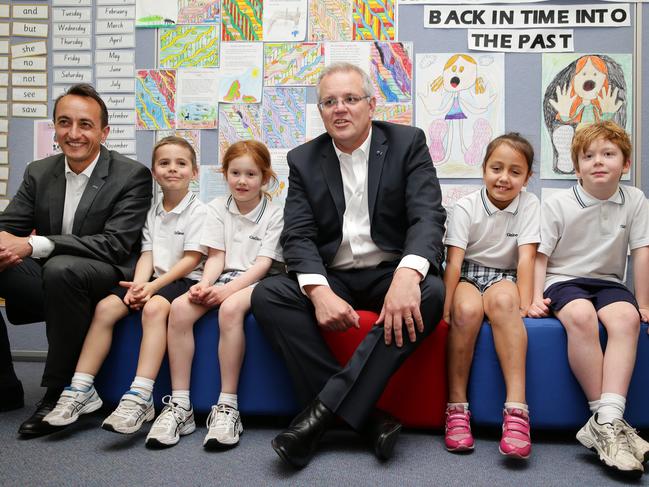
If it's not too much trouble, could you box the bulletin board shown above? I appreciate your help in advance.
[2,0,648,211]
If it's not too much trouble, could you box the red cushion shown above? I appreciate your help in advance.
[321,311,448,428]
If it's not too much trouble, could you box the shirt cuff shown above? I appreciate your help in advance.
[397,254,429,281]
[297,273,330,295]
[29,235,55,259]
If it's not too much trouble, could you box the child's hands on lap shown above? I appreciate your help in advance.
[527,297,551,318]
[201,284,235,307]
[639,308,649,329]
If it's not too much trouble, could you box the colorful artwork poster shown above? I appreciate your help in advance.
[178,0,220,24]
[263,0,307,41]
[218,42,263,103]
[268,148,290,204]
[159,25,220,68]
[218,104,262,163]
[416,52,505,178]
[370,42,412,103]
[353,0,395,41]
[308,0,352,41]
[541,53,632,180]
[177,69,219,129]
[262,87,306,149]
[136,0,177,28]
[136,69,176,130]
[374,103,412,126]
[221,0,263,41]
[264,42,324,86]
[440,183,481,212]
[33,120,61,160]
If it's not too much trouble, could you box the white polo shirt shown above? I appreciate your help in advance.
[141,192,207,280]
[539,183,649,289]
[201,195,284,273]
[444,187,540,270]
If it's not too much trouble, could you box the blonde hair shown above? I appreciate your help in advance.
[430,54,485,94]
[571,121,631,171]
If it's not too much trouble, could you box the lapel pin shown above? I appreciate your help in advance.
[376,150,383,156]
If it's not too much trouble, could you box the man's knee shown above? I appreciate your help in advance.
[420,274,445,323]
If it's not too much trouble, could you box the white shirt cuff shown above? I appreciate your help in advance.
[397,254,430,281]
[297,273,330,295]
[29,235,55,259]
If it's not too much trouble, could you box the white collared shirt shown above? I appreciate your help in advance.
[201,195,284,274]
[297,129,430,292]
[444,187,540,270]
[539,183,649,289]
[141,192,207,280]
[30,154,100,258]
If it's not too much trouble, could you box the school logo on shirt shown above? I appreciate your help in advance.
[174,231,185,235]
[506,232,518,237]
[249,235,262,241]
[620,224,626,229]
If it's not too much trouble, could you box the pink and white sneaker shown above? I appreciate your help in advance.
[499,408,532,459]
[445,405,474,452]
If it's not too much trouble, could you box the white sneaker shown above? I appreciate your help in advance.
[145,396,195,447]
[101,390,155,434]
[576,414,644,475]
[43,386,103,426]
[619,418,649,463]
[203,403,243,448]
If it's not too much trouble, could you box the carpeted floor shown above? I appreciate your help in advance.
[0,361,646,486]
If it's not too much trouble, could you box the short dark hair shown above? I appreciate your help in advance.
[483,132,535,175]
[53,83,109,128]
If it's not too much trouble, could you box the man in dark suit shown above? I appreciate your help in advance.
[252,63,446,468]
[0,84,151,436]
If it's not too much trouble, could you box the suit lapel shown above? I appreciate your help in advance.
[367,125,388,220]
[49,156,67,234]
[72,147,110,234]
[320,142,345,225]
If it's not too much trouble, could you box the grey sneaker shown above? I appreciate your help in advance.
[43,386,103,426]
[618,418,649,463]
[203,403,243,448]
[145,396,195,447]
[101,390,154,434]
[576,414,644,475]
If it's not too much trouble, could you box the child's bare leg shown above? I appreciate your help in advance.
[167,293,209,390]
[555,299,602,401]
[135,296,171,379]
[76,294,129,375]
[218,287,253,394]
[483,280,527,403]
[598,302,640,396]
[447,282,485,403]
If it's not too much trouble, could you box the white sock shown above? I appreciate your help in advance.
[588,399,600,414]
[129,376,154,400]
[172,390,191,409]
[505,402,529,414]
[597,392,626,423]
[218,392,238,409]
[70,372,94,391]
[447,402,469,412]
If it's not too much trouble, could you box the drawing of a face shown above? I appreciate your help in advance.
[443,56,478,93]
[573,58,606,101]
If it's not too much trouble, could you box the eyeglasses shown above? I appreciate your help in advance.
[317,95,370,111]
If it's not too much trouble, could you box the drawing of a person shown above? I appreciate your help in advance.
[424,54,496,166]
[544,54,626,174]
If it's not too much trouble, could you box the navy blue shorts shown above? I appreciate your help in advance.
[544,277,638,313]
[110,277,197,304]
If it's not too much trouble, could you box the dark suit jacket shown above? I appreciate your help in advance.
[281,121,446,278]
[0,146,152,279]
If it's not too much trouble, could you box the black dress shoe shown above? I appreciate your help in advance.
[18,400,64,437]
[0,380,24,412]
[361,409,402,461]
[272,399,335,469]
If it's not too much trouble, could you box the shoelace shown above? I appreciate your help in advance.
[208,404,236,429]
[155,396,187,428]
[612,421,634,454]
